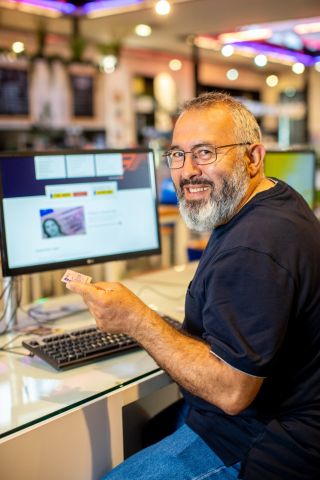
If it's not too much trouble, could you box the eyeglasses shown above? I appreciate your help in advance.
[163,143,251,169]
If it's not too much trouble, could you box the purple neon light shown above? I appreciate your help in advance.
[82,0,143,14]
[232,41,318,66]
[15,0,76,14]
[12,0,143,15]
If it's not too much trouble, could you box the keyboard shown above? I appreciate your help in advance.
[22,313,182,370]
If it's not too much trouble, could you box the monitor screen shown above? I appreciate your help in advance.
[0,148,161,277]
[264,149,316,209]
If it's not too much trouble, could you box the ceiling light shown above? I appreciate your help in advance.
[134,24,152,37]
[169,59,182,71]
[84,0,145,19]
[266,74,279,87]
[219,28,272,44]
[194,36,220,50]
[155,0,171,15]
[254,54,268,67]
[100,55,118,74]
[12,42,25,54]
[292,62,305,74]
[221,45,234,57]
[294,21,320,35]
[226,69,239,81]
[0,0,74,16]
[2,1,63,17]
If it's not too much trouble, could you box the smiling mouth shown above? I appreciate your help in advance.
[187,186,211,193]
[178,180,214,200]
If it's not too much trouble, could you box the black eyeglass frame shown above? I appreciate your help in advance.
[163,142,251,169]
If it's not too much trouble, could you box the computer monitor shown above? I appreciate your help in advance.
[264,149,316,209]
[0,148,161,277]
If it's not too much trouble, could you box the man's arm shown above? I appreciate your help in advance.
[66,280,263,415]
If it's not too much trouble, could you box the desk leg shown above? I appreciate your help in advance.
[105,394,125,467]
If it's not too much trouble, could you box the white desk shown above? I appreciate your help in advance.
[0,262,197,480]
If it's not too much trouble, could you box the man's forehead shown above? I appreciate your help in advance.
[172,106,234,145]
[175,106,233,128]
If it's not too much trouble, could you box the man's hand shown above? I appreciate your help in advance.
[66,281,149,337]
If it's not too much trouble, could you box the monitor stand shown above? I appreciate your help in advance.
[1,276,18,333]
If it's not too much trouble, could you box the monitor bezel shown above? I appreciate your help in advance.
[0,147,162,277]
[263,148,317,209]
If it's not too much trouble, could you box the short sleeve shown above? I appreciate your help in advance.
[202,247,295,377]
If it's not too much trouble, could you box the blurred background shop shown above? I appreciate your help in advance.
[0,0,319,152]
[0,0,320,282]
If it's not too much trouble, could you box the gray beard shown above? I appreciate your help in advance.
[177,161,250,232]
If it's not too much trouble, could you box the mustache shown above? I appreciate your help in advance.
[179,178,215,190]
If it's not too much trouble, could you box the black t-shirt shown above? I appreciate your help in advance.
[182,180,320,479]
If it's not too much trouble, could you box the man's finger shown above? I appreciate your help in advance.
[66,281,96,295]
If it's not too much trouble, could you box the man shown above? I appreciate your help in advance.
[66,92,320,479]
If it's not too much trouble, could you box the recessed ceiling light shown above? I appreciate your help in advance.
[292,62,305,74]
[226,69,239,81]
[169,59,182,71]
[100,55,118,74]
[221,45,234,57]
[254,54,268,67]
[12,41,25,54]
[155,0,171,16]
[266,74,279,87]
[134,24,152,37]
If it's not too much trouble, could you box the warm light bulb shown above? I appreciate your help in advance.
[226,69,239,81]
[221,45,234,57]
[169,59,182,71]
[12,41,25,54]
[266,74,279,87]
[254,54,268,67]
[134,24,152,37]
[155,0,171,16]
[315,62,320,73]
[292,62,305,74]
[100,55,118,74]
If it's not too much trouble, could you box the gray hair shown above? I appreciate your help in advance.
[181,91,262,144]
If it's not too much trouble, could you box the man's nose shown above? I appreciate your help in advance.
[182,152,202,176]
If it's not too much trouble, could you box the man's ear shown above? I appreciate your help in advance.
[246,143,265,177]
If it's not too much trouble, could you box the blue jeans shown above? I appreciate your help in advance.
[102,424,241,479]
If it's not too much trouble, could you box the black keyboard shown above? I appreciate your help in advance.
[22,314,182,370]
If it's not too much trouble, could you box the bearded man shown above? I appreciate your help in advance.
[67,92,320,480]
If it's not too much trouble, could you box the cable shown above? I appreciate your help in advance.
[0,277,21,333]
[0,333,24,351]
[0,280,14,333]
[1,349,30,357]
[0,278,11,301]
[0,330,31,357]
[0,277,36,334]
